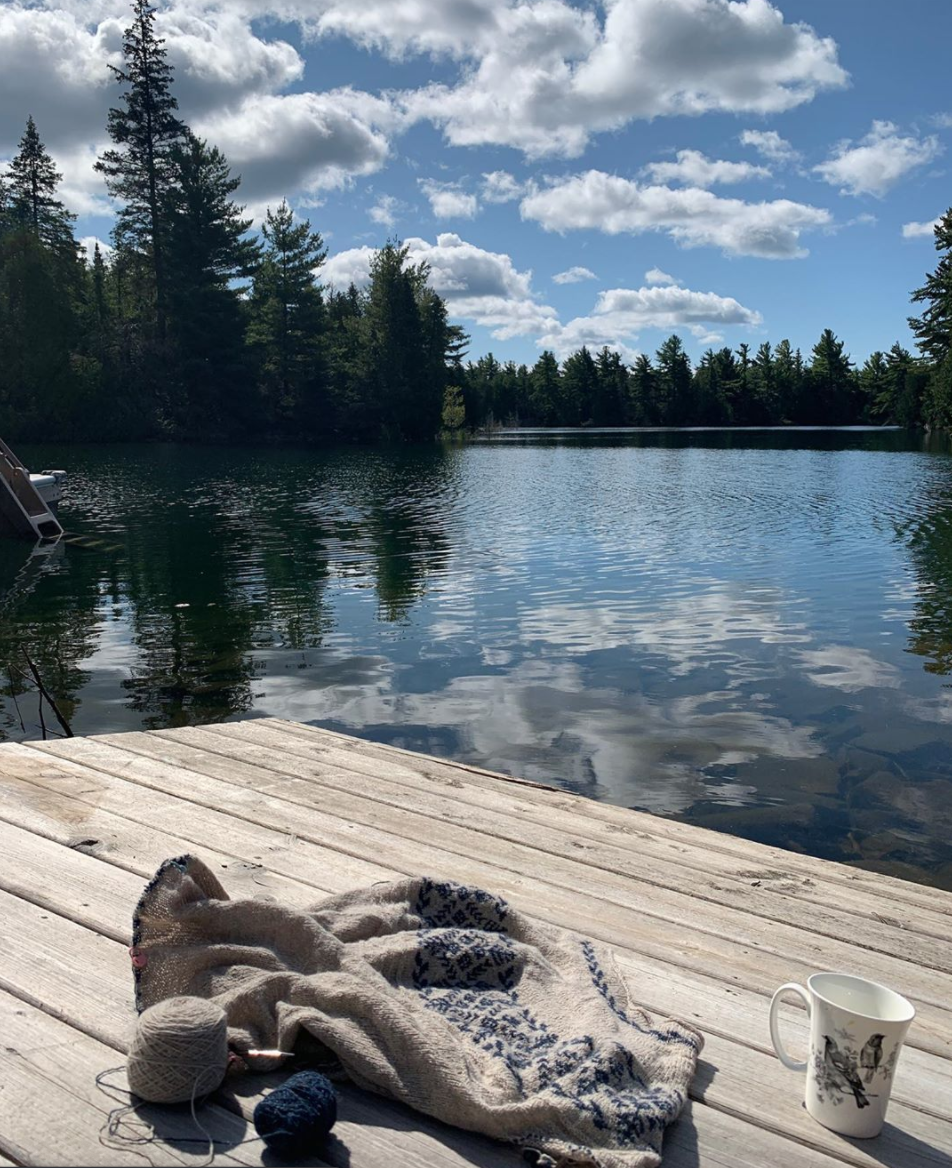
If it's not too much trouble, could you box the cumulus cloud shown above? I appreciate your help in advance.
[195,91,390,203]
[902,218,941,239]
[645,268,681,285]
[369,193,401,228]
[323,233,760,361]
[481,170,529,203]
[324,232,558,342]
[78,235,113,259]
[553,266,597,284]
[643,149,770,187]
[419,179,479,220]
[0,3,303,151]
[521,170,831,258]
[814,120,943,197]
[3,0,849,213]
[739,128,799,163]
[403,0,847,157]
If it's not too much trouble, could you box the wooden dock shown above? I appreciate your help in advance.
[0,717,950,1167]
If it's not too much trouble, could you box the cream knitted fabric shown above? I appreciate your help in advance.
[132,855,702,1167]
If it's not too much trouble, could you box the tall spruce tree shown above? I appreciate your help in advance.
[95,0,187,339]
[7,117,77,258]
[246,200,326,432]
[910,210,952,429]
[910,210,952,365]
[807,328,854,423]
[655,335,692,424]
[164,134,259,432]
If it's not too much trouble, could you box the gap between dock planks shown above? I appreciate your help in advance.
[2,721,951,1168]
[0,807,944,1168]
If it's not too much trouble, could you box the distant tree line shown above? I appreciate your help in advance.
[456,325,943,431]
[0,0,950,444]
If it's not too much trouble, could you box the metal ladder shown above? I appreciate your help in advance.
[0,436,64,540]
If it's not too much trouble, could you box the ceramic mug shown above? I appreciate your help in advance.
[769,972,915,1138]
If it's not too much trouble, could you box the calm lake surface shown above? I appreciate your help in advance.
[4,430,952,888]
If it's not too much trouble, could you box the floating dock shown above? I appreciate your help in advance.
[0,717,949,1166]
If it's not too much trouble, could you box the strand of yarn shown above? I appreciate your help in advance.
[127,996,229,1104]
[97,1065,231,1168]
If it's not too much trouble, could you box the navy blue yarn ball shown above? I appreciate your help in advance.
[253,1071,338,1158]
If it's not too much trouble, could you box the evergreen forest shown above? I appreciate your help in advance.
[1,0,951,444]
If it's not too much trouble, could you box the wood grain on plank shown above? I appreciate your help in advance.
[159,722,952,959]
[27,734,952,1029]
[2,807,950,1129]
[8,741,952,1082]
[1,818,950,1168]
[197,719,952,941]
[0,990,258,1167]
[265,717,952,918]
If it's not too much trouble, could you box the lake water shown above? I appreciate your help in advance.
[3,430,952,888]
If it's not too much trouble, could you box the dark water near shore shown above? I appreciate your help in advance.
[4,429,952,888]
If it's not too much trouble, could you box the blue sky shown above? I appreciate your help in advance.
[2,0,950,367]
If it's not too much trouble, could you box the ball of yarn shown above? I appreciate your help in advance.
[127,996,229,1104]
[253,1072,338,1158]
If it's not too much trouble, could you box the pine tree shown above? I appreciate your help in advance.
[164,134,259,432]
[910,210,952,430]
[246,200,326,432]
[750,341,779,423]
[593,347,629,426]
[859,351,889,421]
[655,335,692,424]
[7,117,77,262]
[560,347,598,425]
[529,351,560,424]
[807,329,854,423]
[910,210,952,365]
[629,353,658,424]
[95,0,187,339]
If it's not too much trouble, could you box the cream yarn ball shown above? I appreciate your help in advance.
[127,996,229,1104]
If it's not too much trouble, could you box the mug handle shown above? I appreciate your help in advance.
[769,982,811,1071]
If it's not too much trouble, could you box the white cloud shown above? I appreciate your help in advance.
[521,170,831,258]
[932,112,952,129]
[739,128,799,164]
[902,217,940,239]
[403,0,847,158]
[645,268,681,286]
[480,170,529,203]
[322,245,377,291]
[324,234,760,363]
[369,193,401,229]
[0,3,303,151]
[814,120,943,198]
[79,235,113,259]
[419,179,479,220]
[2,0,849,213]
[553,266,597,285]
[324,233,558,342]
[195,91,391,203]
[643,149,770,187]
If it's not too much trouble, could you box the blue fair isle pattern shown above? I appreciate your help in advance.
[415,877,510,933]
[581,940,702,1054]
[410,880,687,1151]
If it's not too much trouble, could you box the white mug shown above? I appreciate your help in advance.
[769,972,915,1138]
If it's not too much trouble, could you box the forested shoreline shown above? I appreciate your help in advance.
[1,0,951,445]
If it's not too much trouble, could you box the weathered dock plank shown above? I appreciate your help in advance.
[1,717,950,1168]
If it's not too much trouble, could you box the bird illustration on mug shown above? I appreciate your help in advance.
[823,1035,871,1109]
[859,1034,885,1083]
